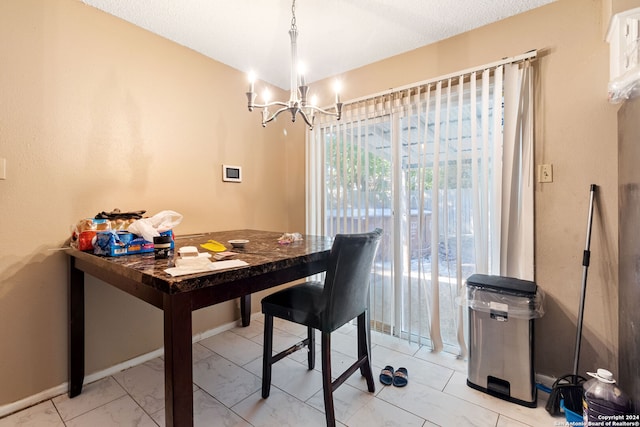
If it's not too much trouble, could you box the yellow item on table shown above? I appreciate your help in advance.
[200,240,227,252]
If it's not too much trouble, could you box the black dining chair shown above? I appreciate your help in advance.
[261,228,382,427]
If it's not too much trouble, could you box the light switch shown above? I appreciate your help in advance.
[0,158,6,180]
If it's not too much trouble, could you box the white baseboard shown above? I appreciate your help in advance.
[0,316,252,419]
[535,372,557,389]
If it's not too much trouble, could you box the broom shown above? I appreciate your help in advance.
[545,184,597,416]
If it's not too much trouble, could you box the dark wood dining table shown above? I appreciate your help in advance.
[67,229,332,427]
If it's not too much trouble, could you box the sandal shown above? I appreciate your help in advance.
[392,367,408,387]
[379,365,394,385]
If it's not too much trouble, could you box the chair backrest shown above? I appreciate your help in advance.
[321,228,382,332]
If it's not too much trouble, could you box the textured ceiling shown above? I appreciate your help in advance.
[82,0,555,89]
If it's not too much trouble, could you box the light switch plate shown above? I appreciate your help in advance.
[0,158,6,180]
[538,164,553,183]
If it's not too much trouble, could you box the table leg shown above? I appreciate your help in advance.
[69,257,84,398]
[163,293,194,427]
[240,294,251,327]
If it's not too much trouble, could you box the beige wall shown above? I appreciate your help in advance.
[606,0,640,14]
[312,0,638,379]
[1,0,637,409]
[0,0,304,406]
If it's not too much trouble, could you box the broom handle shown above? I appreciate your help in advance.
[572,184,597,376]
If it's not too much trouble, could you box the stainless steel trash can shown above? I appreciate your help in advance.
[466,274,543,408]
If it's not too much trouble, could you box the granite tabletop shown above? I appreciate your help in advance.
[68,229,333,294]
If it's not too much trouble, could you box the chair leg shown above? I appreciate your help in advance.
[358,313,366,377]
[307,326,315,370]
[321,332,336,427]
[357,312,375,393]
[262,314,274,398]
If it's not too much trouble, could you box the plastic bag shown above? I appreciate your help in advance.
[465,287,545,320]
[608,66,640,103]
[127,210,183,242]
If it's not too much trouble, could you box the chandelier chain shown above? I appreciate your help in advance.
[291,0,297,31]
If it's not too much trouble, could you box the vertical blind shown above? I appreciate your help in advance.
[306,53,535,355]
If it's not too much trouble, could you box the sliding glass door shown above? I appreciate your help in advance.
[307,61,534,356]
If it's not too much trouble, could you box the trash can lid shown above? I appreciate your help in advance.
[466,274,537,296]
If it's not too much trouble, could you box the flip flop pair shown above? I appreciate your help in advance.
[379,366,408,387]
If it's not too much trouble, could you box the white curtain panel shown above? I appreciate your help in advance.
[306,56,535,355]
[501,62,535,280]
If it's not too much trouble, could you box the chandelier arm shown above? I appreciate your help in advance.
[262,106,292,127]
[298,108,315,130]
[306,104,343,121]
[306,105,337,116]
[252,101,289,109]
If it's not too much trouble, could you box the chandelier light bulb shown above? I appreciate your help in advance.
[248,71,256,93]
[334,80,342,104]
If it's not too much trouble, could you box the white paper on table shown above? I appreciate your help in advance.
[164,259,249,277]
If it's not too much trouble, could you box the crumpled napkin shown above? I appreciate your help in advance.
[164,259,248,277]
[278,232,303,244]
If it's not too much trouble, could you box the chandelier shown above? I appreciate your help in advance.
[245,0,342,130]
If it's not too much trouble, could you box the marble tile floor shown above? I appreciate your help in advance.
[0,319,559,427]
